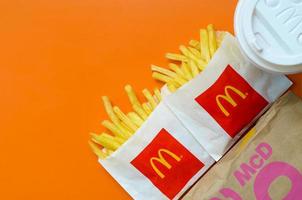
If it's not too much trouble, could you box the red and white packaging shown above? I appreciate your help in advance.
[163,33,292,161]
[100,102,215,200]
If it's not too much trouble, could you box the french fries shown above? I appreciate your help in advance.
[142,102,153,114]
[154,88,161,101]
[88,141,107,159]
[151,24,226,92]
[142,89,158,109]
[166,53,188,62]
[91,133,121,151]
[127,112,144,127]
[124,85,142,109]
[90,25,225,159]
[207,24,217,57]
[89,85,162,159]
[101,120,131,139]
[200,29,211,63]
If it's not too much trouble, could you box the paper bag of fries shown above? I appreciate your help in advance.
[100,103,214,200]
[183,92,302,200]
[163,33,292,160]
[89,85,214,200]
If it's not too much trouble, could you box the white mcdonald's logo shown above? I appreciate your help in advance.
[150,149,182,179]
[215,85,248,117]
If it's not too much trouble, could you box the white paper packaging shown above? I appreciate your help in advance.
[163,33,292,161]
[100,102,215,200]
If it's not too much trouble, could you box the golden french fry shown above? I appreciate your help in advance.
[118,123,133,136]
[151,65,177,78]
[189,40,200,49]
[166,53,188,62]
[179,45,190,56]
[152,72,180,87]
[197,61,207,72]
[196,64,205,71]
[179,45,200,59]
[102,96,119,124]
[174,76,187,86]
[207,24,217,57]
[152,72,173,83]
[99,133,123,148]
[102,120,131,139]
[105,149,114,155]
[90,132,106,143]
[196,59,206,71]
[185,44,206,70]
[168,63,187,80]
[180,45,207,68]
[119,121,133,133]
[188,47,202,59]
[188,59,200,77]
[121,121,134,133]
[200,29,211,62]
[167,81,177,92]
[90,133,121,151]
[142,102,152,114]
[142,89,157,109]
[114,136,125,145]
[125,85,143,109]
[181,62,193,80]
[101,120,121,136]
[154,88,162,102]
[146,102,154,111]
[113,106,138,132]
[179,45,199,63]
[132,104,148,120]
[188,48,207,69]
[128,112,144,127]
[102,96,131,136]
[88,141,107,159]
[153,94,159,103]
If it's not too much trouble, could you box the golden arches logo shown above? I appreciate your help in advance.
[216,85,248,117]
[150,149,182,179]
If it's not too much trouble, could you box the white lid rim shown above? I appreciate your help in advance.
[234,0,302,74]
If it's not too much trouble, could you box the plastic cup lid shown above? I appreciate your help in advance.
[234,0,302,74]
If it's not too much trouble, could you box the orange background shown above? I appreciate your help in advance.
[0,0,301,199]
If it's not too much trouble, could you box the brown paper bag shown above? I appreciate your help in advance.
[183,92,302,200]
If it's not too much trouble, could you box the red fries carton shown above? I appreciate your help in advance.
[163,34,292,160]
[100,103,215,200]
